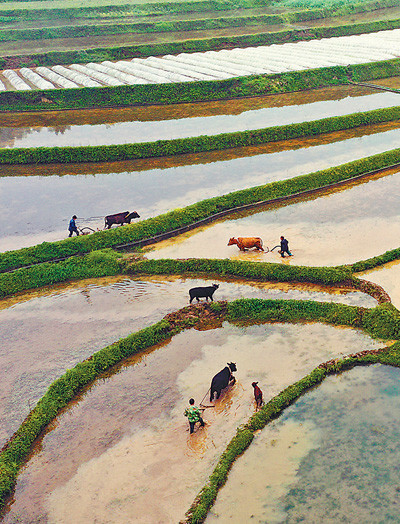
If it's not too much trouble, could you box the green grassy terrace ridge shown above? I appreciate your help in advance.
[0,0,397,42]
[1,15,400,72]
[0,0,395,20]
[1,58,399,112]
[1,103,400,165]
[1,146,400,273]
[1,298,400,510]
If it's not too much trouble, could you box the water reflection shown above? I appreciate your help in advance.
[1,90,399,148]
[2,128,400,251]
[0,274,375,445]
[360,260,400,310]
[0,84,376,128]
[1,323,383,523]
[145,169,400,267]
[207,365,400,523]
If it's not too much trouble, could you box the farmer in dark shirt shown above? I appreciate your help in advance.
[280,236,292,258]
[68,215,80,237]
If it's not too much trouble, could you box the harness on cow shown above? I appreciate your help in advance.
[199,388,215,409]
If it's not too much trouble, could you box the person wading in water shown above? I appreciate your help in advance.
[280,235,293,258]
[184,398,205,434]
[68,215,80,237]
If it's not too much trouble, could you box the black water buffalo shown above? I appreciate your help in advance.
[104,211,140,229]
[189,284,219,304]
[210,362,237,402]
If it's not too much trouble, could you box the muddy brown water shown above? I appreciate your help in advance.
[3,89,399,149]
[360,260,400,310]
[144,168,400,267]
[0,322,385,523]
[0,274,376,447]
[1,84,376,127]
[2,126,400,252]
[206,364,400,523]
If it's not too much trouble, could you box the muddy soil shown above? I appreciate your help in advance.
[0,274,375,446]
[207,365,400,523]
[2,126,400,252]
[0,323,384,523]
[143,168,400,267]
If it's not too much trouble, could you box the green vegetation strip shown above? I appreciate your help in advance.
[0,0,242,19]
[2,146,400,274]
[185,318,400,521]
[1,57,400,112]
[0,0,394,20]
[1,14,400,72]
[2,104,400,166]
[1,297,400,509]
[125,258,353,285]
[0,0,395,42]
[0,249,123,298]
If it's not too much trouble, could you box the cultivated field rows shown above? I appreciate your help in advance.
[1,28,400,90]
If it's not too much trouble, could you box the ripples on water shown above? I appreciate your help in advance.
[208,365,400,523]
[1,323,384,523]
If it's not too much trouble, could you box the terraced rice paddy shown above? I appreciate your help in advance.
[1,323,384,523]
[145,165,400,266]
[207,365,400,523]
[3,126,400,251]
[2,89,400,148]
[2,1,400,522]
[1,275,375,446]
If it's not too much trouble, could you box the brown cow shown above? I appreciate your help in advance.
[252,381,263,409]
[228,237,264,251]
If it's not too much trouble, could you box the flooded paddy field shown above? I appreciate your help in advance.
[0,322,384,524]
[2,126,400,252]
[359,260,400,310]
[207,364,400,524]
[2,88,398,149]
[144,168,400,267]
[1,84,376,127]
[0,274,375,446]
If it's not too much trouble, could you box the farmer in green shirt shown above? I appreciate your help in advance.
[184,398,205,434]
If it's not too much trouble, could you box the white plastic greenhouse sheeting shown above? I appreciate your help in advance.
[85,62,144,85]
[70,63,124,86]
[52,65,103,87]
[2,69,31,90]
[102,61,156,83]
[19,68,55,90]
[131,58,193,83]
[162,54,231,79]
[3,28,400,91]
[36,66,79,88]
[143,56,217,81]
[0,79,5,90]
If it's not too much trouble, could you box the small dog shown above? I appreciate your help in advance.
[252,381,263,409]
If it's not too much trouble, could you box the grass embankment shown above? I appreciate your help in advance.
[1,55,399,113]
[0,13,399,77]
[1,297,400,510]
[0,0,395,21]
[185,307,400,523]
[2,104,400,165]
[0,0,397,42]
[1,146,400,275]
[0,249,123,298]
